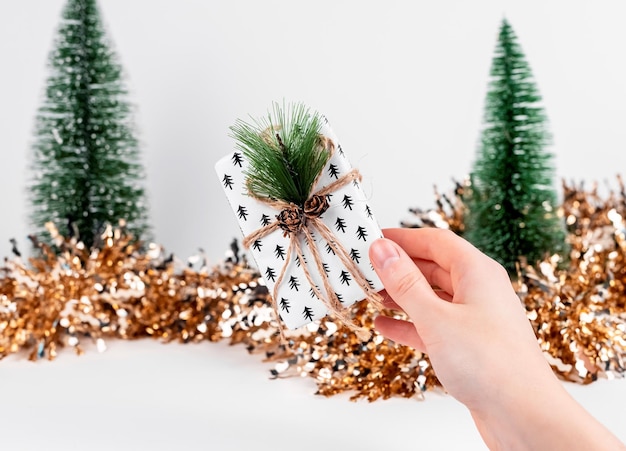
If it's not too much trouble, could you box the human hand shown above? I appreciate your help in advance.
[369,228,625,450]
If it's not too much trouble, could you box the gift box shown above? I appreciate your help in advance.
[215,111,383,329]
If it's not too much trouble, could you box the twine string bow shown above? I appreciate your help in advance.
[243,138,383,339]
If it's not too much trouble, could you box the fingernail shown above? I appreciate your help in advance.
[370,239,400,270]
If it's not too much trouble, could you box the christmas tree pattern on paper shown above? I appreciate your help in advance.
[215,115,384,329]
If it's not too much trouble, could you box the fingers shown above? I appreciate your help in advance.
[383,228,484,275]
[383,228,513,298]
[414,258,453,295]
[380,287,452,311]
[433,289,453,302]
[369,238,445,326]
[378,290,403,310]
[374,316,427,353]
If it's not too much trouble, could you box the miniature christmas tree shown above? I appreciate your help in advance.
[29,0,149,248]
[464,19,566,274]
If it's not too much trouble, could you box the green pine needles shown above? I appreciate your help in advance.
[30,0,149,248]
[464,19,567,275]
[230,103,330,206]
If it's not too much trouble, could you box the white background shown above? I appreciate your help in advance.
[1,0,626,262]
[1,1,626,450]
[3,340,626,451]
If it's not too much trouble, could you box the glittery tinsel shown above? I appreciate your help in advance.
[2,177,626,400]
[403,178,626,384]
[0,222,437,401]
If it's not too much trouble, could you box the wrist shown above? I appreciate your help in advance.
[472,376,624,450]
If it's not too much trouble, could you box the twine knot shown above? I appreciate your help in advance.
[243,150,382,339]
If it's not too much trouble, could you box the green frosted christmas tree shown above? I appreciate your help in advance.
[29,0,149,248]
[464,19,566,275]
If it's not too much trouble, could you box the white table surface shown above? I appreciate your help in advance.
[3,339,625,451]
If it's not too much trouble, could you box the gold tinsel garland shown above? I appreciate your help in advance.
[403,178,626,384]
[0,223,437,400]
[1,179,626,400]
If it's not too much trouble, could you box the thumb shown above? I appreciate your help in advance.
[369,238,444,326]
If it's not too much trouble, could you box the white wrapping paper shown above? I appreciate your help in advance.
[215,120,383,329]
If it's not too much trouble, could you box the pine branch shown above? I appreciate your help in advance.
[229,102,331,205]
